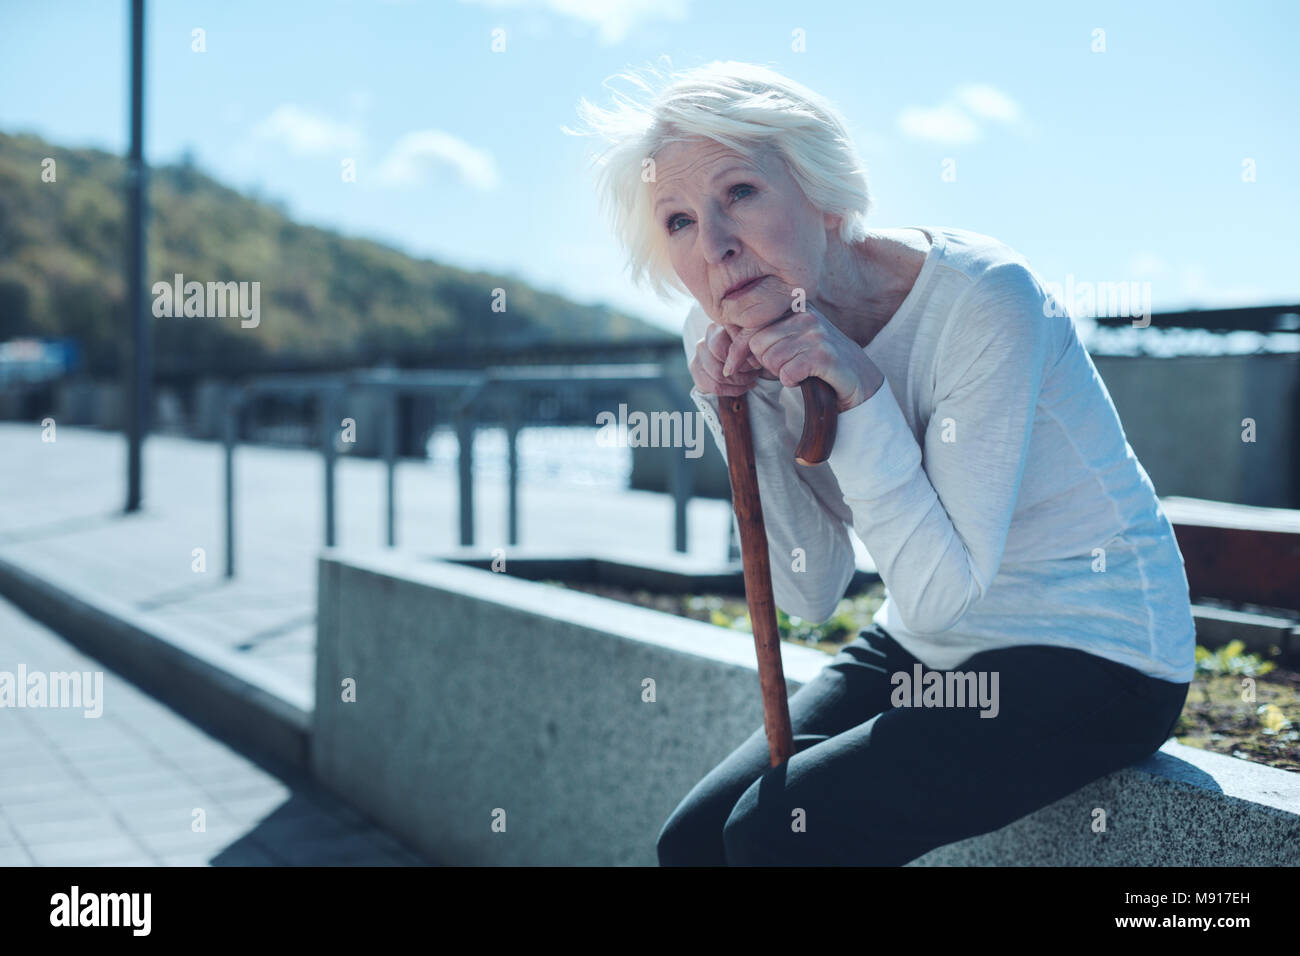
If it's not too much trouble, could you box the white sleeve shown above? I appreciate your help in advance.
[682,307,856,622]
[825,263,1056,635]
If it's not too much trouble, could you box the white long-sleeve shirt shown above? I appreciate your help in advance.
[683,226,1196,684]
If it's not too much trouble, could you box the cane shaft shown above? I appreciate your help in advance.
[718,391,795,767]
[717,376,840,766]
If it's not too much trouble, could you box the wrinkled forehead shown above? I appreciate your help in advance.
[650,138,774,205]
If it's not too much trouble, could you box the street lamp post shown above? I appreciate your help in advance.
[124,0,149,512]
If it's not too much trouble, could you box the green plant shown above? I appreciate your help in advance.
[1256,703,1292,735]
[705,592,883,648]
[1193,640,1276,678]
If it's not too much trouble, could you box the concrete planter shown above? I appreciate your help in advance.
[312,548,830,865]
[312,548,1300,866]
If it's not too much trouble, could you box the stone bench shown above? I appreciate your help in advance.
[312,550,1300,866]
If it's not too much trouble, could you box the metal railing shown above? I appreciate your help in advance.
[220,364,698,577]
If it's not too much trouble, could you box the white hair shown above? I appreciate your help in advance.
[565,59,873,303]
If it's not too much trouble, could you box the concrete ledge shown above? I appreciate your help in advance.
[0,554,311,771]
[910,741,1300,865]
[314,549,1300,866]
[313,549,831,866]
[427,542,879,598]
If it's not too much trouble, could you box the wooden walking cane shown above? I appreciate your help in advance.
[717,377,839,767]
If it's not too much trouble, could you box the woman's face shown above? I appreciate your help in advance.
[652,137,837,327]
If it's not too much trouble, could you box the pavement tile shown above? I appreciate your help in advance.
[28,833,155,866]
[101,786,216,815]
[74,748,175,772]
[114,803,232,837]
[193,776,292,804]
[0,745,67,771]
[87,858,159,867]
[163,743,251,768]
[118,729,206,751]
[24,716,117,737]
[13,813,133,848]
[0,733,44,753]
[0,777,88,806]
[0,455,440,869]
[1,795,106,826]
[178,761,271,789]
[57,736,162,758]
[135,823,258,858]
[0,845,35,865]
[83,768,190,796]
[52,723,148,743]
[53,741,155,763]
[0,817,25,849]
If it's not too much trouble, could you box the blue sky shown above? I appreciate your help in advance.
[2,0,1298,340]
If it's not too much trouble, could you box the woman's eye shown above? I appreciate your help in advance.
[666,184,756,236]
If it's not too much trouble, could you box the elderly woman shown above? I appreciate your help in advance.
[572,61,1194,867]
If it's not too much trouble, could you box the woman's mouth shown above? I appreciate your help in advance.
[723,275,767,301]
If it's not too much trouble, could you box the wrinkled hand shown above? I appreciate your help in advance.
[714,282,883,412]
[689,322,779,398]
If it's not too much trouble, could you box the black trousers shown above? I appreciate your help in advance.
[656,624,1189,866]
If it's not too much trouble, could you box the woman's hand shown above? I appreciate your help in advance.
[720,300,884,413]
[689,322,779,398]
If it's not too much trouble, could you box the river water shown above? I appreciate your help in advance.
[427,425,633,488]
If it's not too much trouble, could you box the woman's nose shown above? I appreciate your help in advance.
[697,212,738,265]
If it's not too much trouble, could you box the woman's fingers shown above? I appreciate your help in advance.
[721,327,755,377]
[705,323,732,363]
[693,355,761,396]
[709,366,761,392]
[706,322,763,377]
[693,322,768,397]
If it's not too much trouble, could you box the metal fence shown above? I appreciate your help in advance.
[220,364,698,577]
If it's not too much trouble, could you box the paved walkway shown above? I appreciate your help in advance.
[0,424,758,705]
[0,423,877,866]
[0,594,430,866]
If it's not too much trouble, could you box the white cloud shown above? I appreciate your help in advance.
[955,84,1021,123]
[373,130,500,190]
[459,0,688,45]
[897,104,980,145]
[897,84,1024,145]
[252,104,361,155]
